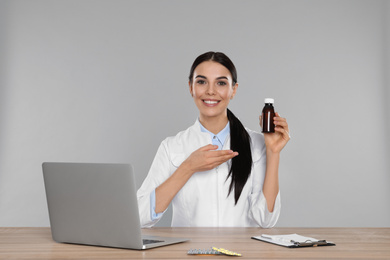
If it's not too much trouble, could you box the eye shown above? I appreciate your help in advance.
[217,81,227,86]
[196,79,206,85]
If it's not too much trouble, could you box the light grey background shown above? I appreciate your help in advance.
[1,0,389,227]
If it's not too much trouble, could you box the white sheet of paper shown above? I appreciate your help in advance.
[254,233,320,246]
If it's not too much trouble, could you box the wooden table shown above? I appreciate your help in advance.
[1,227,389,259]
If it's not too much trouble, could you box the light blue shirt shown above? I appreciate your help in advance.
[199,121,230,150]
[150,120,231,220]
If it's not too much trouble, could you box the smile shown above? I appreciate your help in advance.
[203,100,220,104]
[202,100,221,107]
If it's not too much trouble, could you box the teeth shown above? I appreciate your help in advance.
[204,100,218,104]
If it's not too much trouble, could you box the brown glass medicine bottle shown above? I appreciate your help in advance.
[262,98,275,133]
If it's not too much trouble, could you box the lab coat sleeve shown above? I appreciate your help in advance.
[250,190,281,228]
[137,140,171,228]
[248,132,281,228]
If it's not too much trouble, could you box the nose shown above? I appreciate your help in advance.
[206,84,216,95]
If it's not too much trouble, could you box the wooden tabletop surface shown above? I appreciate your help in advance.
[1,227,389,259]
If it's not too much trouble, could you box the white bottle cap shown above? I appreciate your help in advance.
[264,98,274,104]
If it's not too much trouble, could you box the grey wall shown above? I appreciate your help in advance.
[386,1,390,177]
[1,0,389,227]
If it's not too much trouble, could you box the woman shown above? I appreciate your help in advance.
[137,51,290,227]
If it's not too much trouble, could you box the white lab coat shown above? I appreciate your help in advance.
[137,120,281,228]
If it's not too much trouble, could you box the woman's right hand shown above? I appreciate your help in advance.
[155,144,238,213]
[182,144,239,173]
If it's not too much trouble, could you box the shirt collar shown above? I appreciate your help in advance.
[198,119,230,149]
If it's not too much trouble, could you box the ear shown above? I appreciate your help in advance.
[188,81,193,97]
[230,83,238,100]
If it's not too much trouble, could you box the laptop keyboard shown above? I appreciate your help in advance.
[143,239,164,245]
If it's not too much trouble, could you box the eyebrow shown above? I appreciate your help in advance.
[216,76,229,80]
[195,75,229,80]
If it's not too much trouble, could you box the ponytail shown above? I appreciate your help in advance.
[227,109,252,204]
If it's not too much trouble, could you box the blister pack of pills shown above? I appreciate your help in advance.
[187,247,242,256]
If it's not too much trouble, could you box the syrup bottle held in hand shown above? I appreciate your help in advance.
[262,98,275,133]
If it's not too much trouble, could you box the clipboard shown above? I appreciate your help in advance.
[251,234,336,248]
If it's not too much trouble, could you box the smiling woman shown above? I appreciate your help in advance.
[137,51,290,228]
[189,60,238,130]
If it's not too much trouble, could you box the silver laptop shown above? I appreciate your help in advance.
[42,162,188,250]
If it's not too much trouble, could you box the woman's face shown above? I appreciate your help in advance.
[189,61,238,122]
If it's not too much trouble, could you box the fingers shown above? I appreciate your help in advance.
[198,144,238,160]
[259,112,287,130]
[274,112,290,140]
[259,111,289,134]
[206,151,239,168]
[199,144,219,151]
[273,112,289,133]
[187,144,240,173]
[207,147,238,159]
[217,151,239,163]
[274,126,291,140]
[274,119,289,130]
[209,149,237,157]
[199,144,238,157]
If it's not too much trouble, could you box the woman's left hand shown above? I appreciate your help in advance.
[259,112,290,154]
